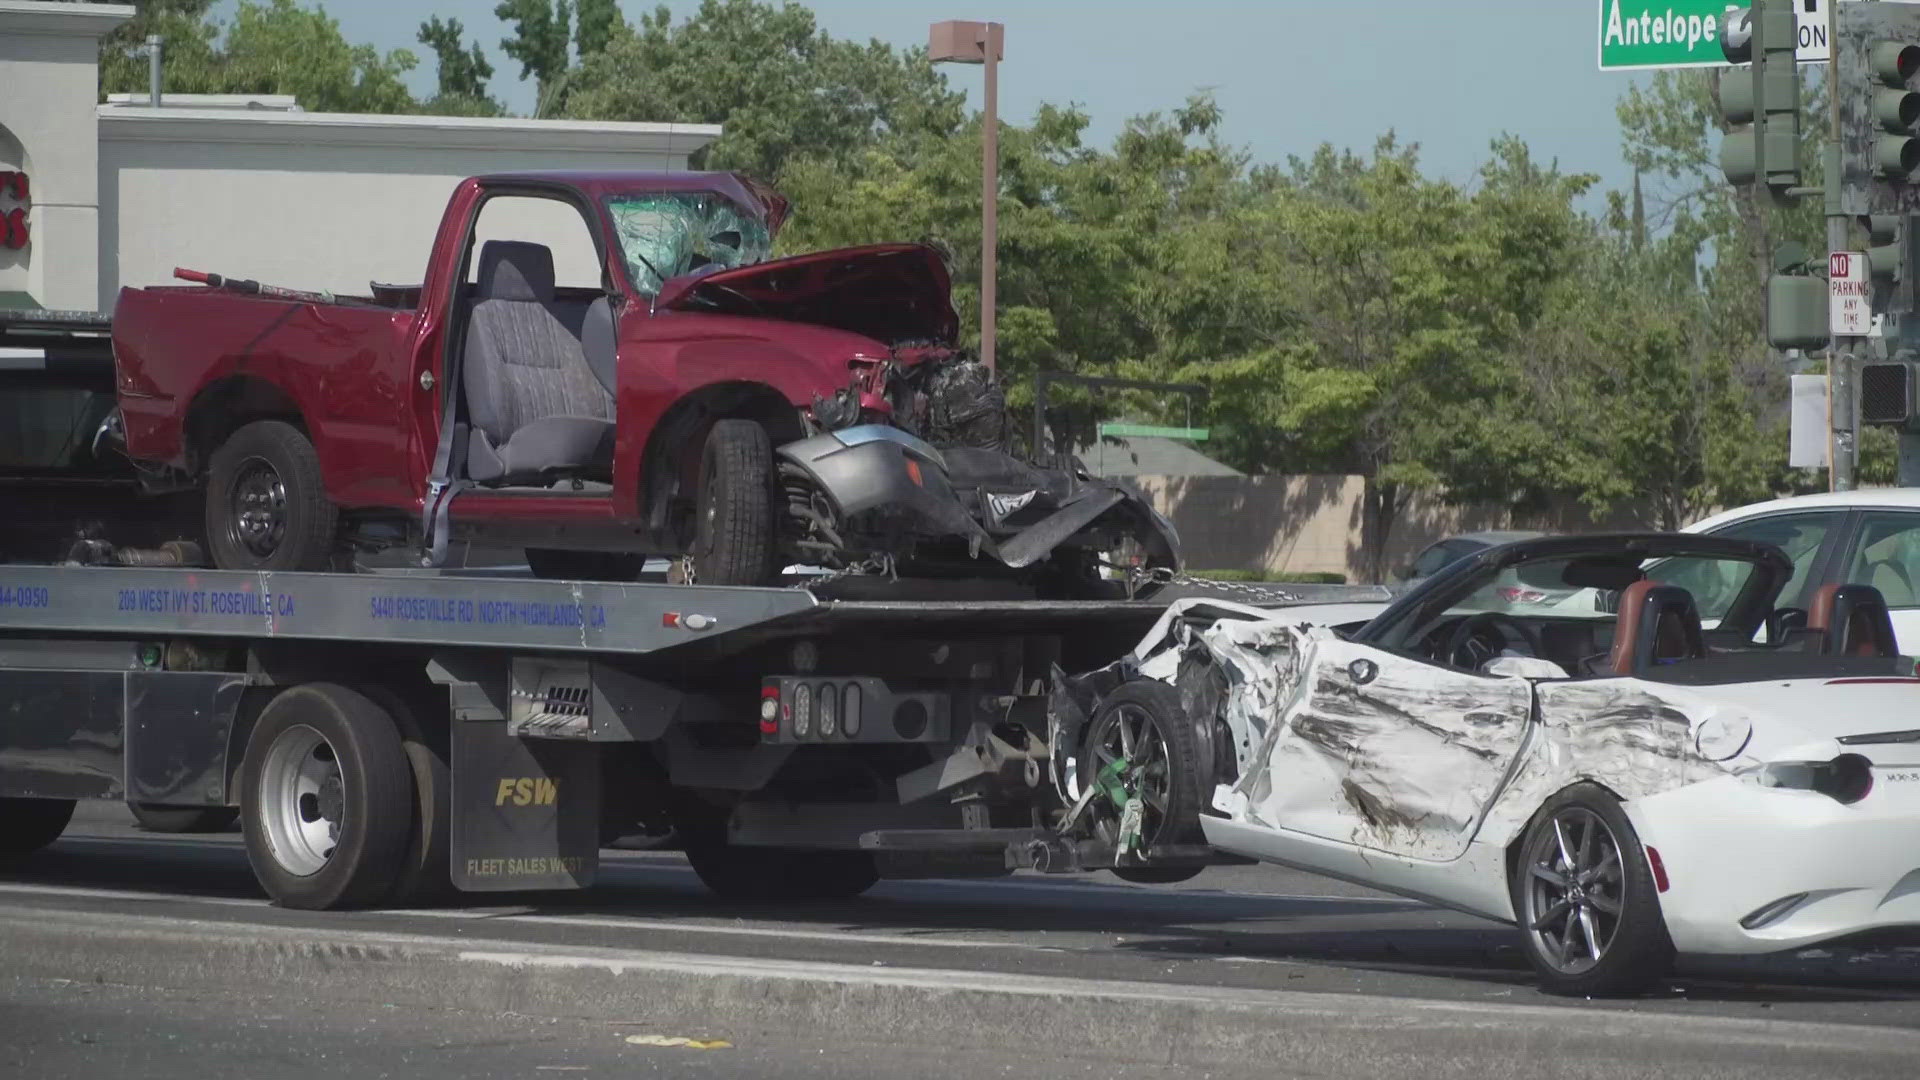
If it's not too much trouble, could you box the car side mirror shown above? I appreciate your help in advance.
[1766,607,1808,645]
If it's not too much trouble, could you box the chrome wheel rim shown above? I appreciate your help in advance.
[227,456,287,558]
[1084,702,1172,847]
[257,724,344,877]
[1521,807,1626,974]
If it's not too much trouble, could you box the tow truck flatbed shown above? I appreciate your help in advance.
[0,559,1382,908]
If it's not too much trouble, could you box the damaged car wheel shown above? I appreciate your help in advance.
[684,420,777,586]
[1077,680,1205,860]
[1513,784,1674,997]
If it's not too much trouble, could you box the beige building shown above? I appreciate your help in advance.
[0,0,721,312]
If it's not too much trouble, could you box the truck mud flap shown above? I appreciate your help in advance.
[451,718,601,892]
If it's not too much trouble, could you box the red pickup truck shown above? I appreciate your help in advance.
[108,170,1176,592]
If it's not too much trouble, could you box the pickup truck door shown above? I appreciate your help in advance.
[1242,638,1534,862]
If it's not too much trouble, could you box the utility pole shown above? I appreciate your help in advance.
[1829,1,1859,489]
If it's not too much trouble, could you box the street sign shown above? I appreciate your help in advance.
[1831,250,1872,334]
[1599,0,1831,70]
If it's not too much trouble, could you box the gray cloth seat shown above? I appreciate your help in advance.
[462,240,615,484]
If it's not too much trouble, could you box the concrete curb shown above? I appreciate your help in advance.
[7,907,1919,1070]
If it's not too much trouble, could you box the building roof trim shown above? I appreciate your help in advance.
[0,0,134,38]
[96,108,724,155]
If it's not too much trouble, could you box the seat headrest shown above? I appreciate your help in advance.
[1607,580,1705,675]
[476,240,556,302]
[1809,582,1898,657]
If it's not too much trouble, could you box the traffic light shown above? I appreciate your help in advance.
[1719,0,1802,199]
[1838,3,1920,214]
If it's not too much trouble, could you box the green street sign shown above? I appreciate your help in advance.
[1599,0,1832,71]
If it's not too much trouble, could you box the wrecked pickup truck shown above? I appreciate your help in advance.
[104,170,1175,595]
[1056,533,1920,996]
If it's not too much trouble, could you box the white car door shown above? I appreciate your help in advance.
[1241,637,1535,863]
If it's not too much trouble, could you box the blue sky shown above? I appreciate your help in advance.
[248,0,1650,204]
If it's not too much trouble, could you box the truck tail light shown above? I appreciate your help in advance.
[843,683,862,737]
[759,686,780,735]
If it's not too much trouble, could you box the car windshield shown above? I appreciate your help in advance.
[603,192,772,295]
[1372,550,1776,652]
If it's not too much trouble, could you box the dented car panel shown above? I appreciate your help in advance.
[1072,533,1920,953]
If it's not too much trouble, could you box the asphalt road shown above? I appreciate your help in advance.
[2,801,1918,1079]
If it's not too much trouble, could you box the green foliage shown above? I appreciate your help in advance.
[99,0,417,114]
[560,0,965,179]
[574,0,625,59]
[495,0,573,107]
[418,16,500,116]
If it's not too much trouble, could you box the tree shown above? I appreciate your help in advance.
[97,0,225,99]
[575,0,625,59]
[496,0,573,110]
[418,16,501,116]
[219,0,417,114]
[98,0,418,114]
[562,0,964,179]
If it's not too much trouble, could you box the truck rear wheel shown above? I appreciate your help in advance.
[240,683,413,910]
[0,797,76,857]
[683,420,777,586]
[205,419,338,572]
[129,803,239,833]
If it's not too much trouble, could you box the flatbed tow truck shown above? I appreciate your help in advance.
[0,303,1386,908]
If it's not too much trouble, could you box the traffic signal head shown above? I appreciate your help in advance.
[1717,1,1802,197]
[1838,2,1920,213]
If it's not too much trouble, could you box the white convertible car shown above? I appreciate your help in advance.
[1052,533,1920,996]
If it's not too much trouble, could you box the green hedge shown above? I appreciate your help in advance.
[1189,569,1348,585]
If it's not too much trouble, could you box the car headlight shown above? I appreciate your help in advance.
[1739,753,1873,804]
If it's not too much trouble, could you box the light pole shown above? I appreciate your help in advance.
[928,19,1003,373]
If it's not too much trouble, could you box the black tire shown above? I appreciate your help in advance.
[204,419,338,572]
[685,420,777,586]
[675,799,877,902]
[1077,680,1206,852]
[0,797,76,857]
[239,683,413,910]
[129,803,239,833]
[357,683,452,907]
[1512,783,1675,997]
[525,548,646,582]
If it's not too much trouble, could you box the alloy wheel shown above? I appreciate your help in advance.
[1521,806,1627,974]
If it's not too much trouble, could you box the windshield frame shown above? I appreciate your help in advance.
[1354,533,1794,659]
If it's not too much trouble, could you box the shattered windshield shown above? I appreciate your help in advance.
[603,192,772,295]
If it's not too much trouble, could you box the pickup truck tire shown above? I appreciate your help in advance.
[525,548,646,582]
[685,420,777,586]
[0,797,76,857]
[205,420,338,572]
[129,803,239,833]
[240,683,413,910]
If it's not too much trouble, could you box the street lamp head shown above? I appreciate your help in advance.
[929,20,1002,64]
